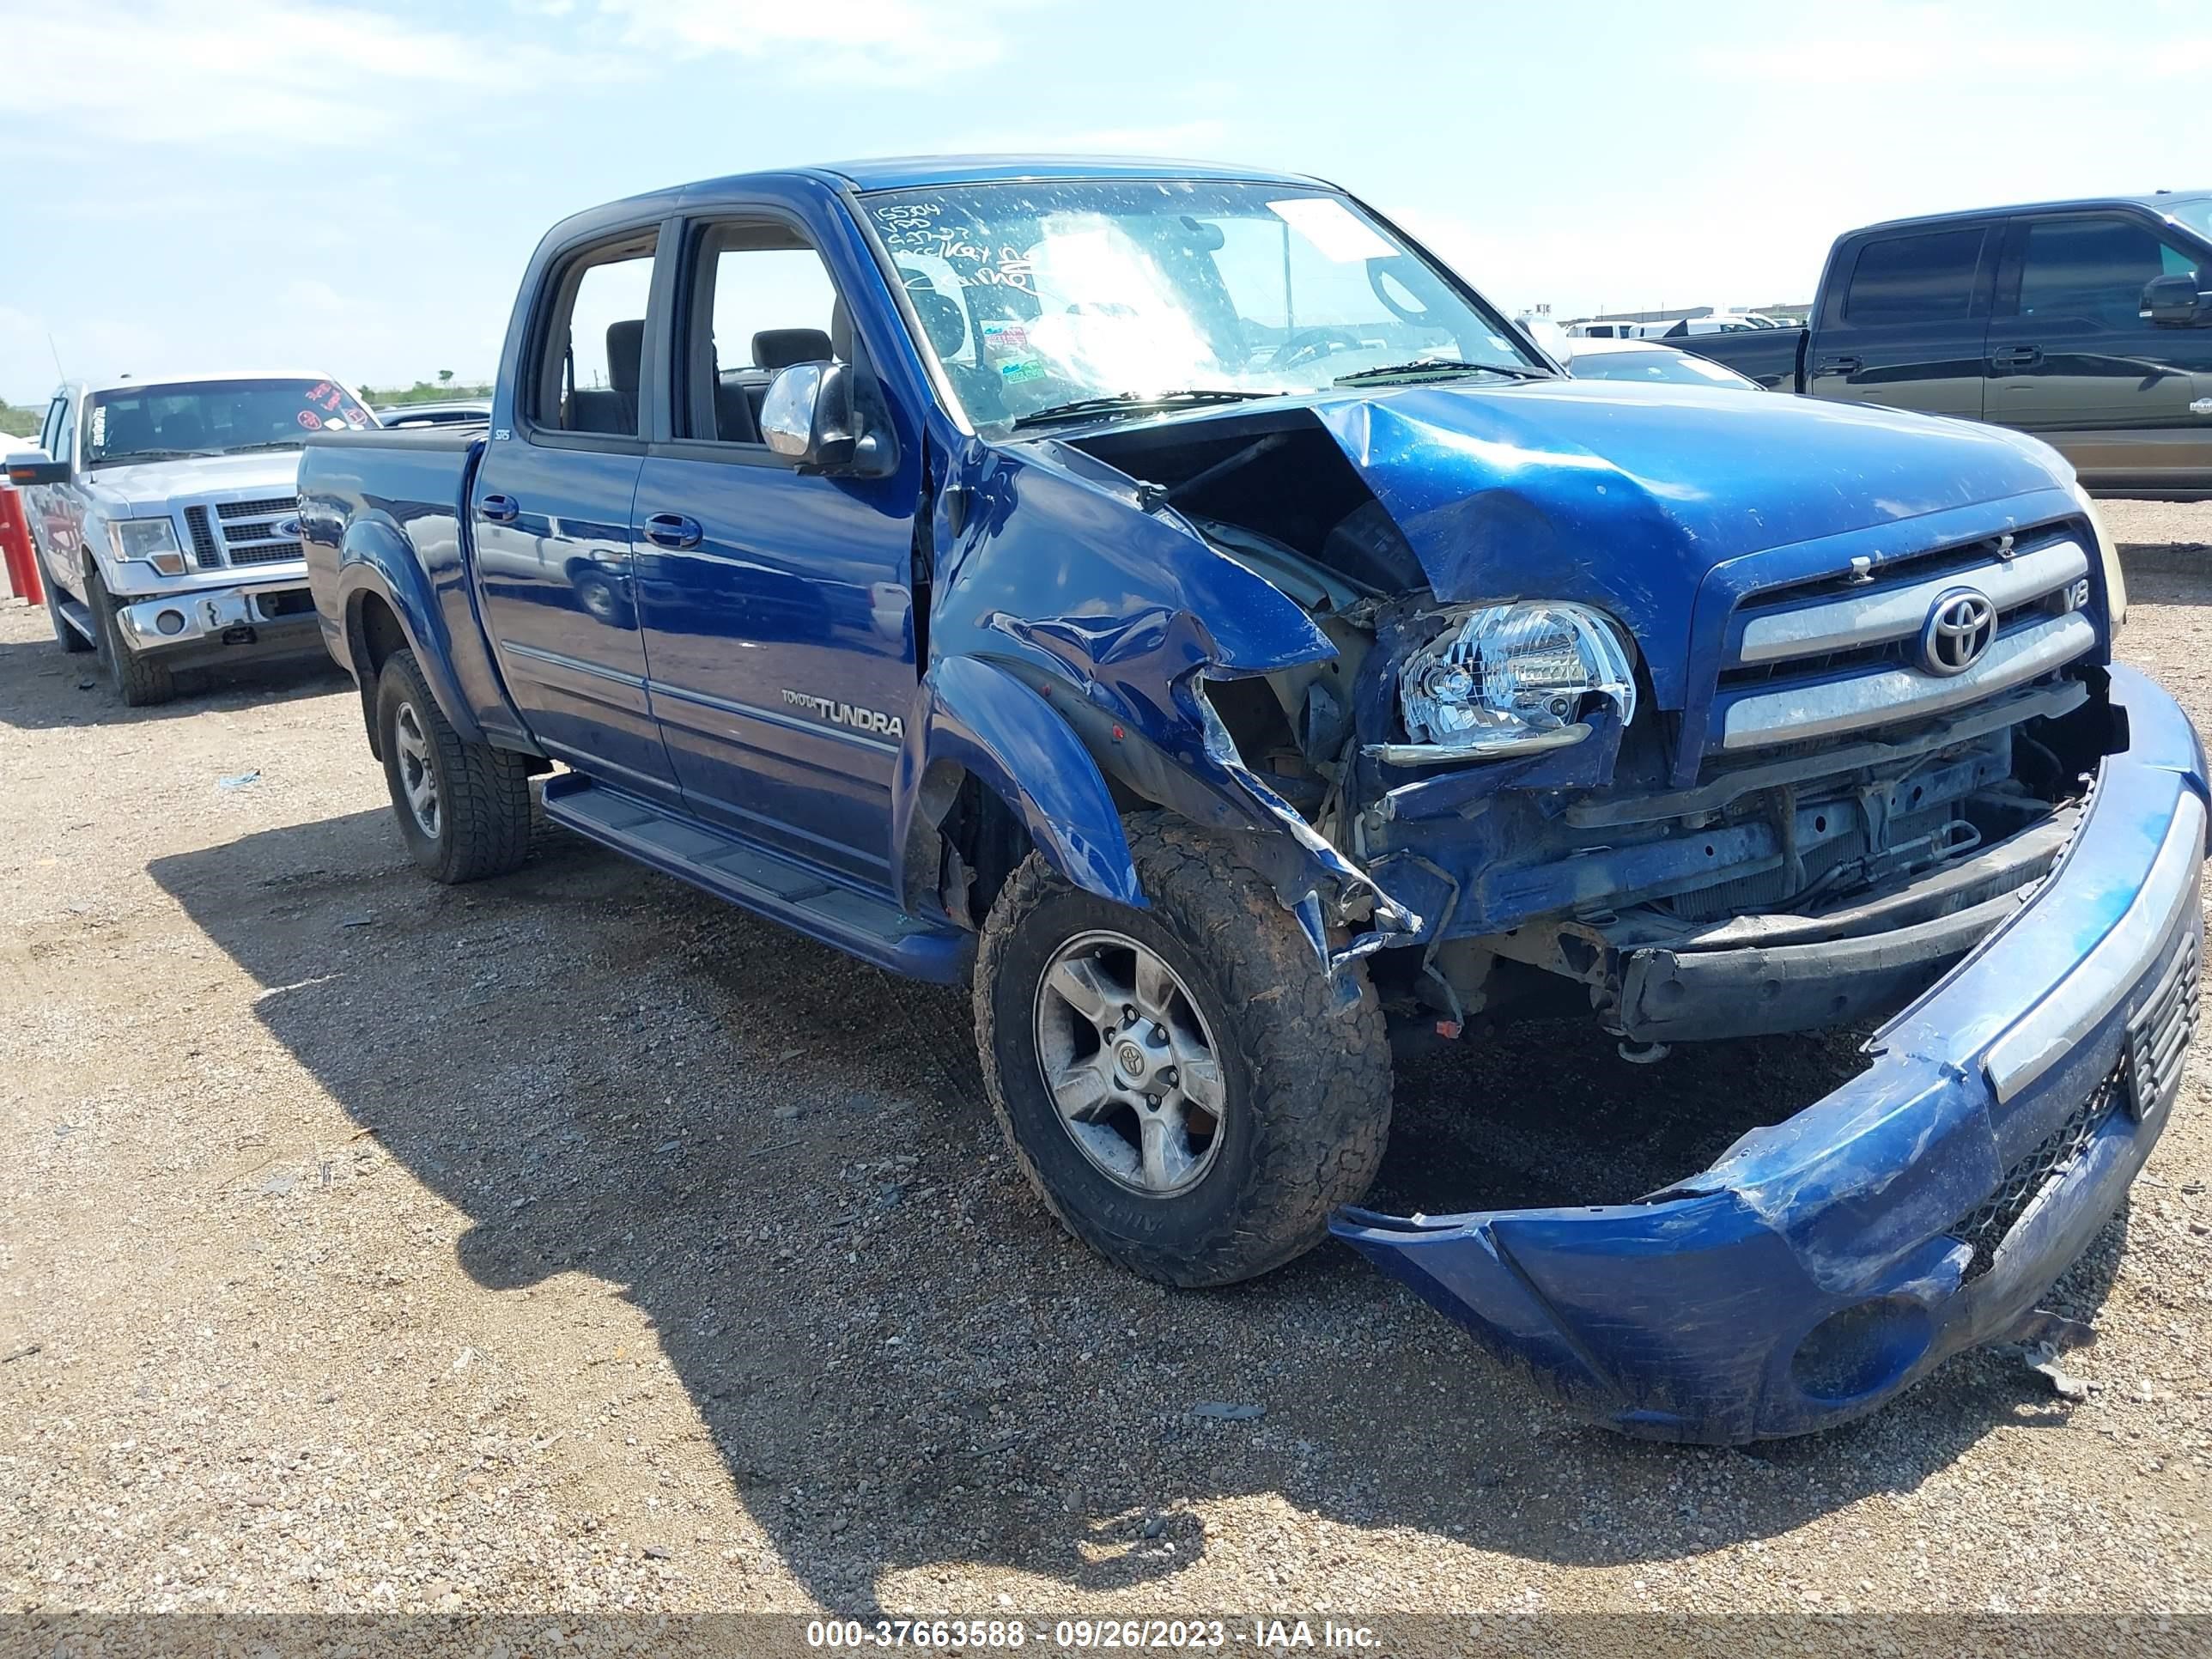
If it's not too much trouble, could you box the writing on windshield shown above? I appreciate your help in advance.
[86,379,374,465]
[861,179,1538,433]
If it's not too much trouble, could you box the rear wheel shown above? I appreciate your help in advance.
[87,571,174,705]
[976,814,1393,1287]
[374,648,534,883]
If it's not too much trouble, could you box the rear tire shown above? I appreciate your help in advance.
[87,571,175,705]
[976,813,1393,1287]
[374,648,534,884]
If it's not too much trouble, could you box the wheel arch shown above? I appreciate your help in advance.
[892,655,1143,926]
[334,524,483,755]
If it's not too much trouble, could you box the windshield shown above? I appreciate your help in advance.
[1569,348,1759,389]
[860,179,1546,433]
[2165,199,2212,247]
[84,378,375,466]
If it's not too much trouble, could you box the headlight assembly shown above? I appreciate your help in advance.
[108,517,187,576]
[1376,600,1637,764]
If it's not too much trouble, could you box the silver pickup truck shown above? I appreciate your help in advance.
[8,371,378,704]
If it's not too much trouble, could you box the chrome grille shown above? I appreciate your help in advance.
[184,506,221,569]
[188,494,304,568]
[2127,927,2199,1128]
[1712,526,2097,755]
[217,496,297,520]
[227,542,303,565]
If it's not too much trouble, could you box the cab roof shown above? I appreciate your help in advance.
[594,155,1331,223]
[807,155,1328,191]
[1853,190,2212,235]
[72,369,357,397]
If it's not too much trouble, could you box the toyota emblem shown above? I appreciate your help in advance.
[1919,586,1996,677]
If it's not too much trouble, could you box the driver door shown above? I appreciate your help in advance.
[1984,212,2212,489]
[633,214,921,887]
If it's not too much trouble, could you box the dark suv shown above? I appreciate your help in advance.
[1692,193,2212,499]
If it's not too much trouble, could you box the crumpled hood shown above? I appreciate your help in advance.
[83,452,304,516]
[1313,378,2074,702]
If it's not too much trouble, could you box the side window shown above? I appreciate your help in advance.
[1844,228,1987,325]
[52,399,76,470]
[39,395,65,457]
[676,222,842,446]
[2016,216,2197,330]
[534,232,657,439]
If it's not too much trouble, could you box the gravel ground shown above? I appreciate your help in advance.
[2,501,2209,1625]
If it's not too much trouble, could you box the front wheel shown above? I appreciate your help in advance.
[87,571,174,705]
[374,648,534,883]
[976,815,1393,1287]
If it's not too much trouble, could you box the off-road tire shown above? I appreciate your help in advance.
[375,648,534,884]
[975,813,1393,1287]
[87,571,175,705]
[46,564,94,653]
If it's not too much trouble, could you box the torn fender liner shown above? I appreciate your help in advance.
[1334,665,2205,1443]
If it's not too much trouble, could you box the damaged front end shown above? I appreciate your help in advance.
[980,388,2202,1442]
[1335,668,2203,1442]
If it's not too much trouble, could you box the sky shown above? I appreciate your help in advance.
[1,0,2208,405]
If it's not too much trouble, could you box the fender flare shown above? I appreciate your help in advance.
[891,654,1142,917]
[334,518,484,746]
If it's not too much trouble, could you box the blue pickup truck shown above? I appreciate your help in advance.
[299,156,2205,1444]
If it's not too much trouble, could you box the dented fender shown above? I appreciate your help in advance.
[891,654,1140,915]
[926,438,1419,957]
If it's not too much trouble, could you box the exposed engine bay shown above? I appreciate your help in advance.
[1063,408,2118,1047]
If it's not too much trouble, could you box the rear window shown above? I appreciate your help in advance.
[1844,228,1987,325]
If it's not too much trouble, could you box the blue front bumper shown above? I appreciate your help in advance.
[1333,665,2208,1443]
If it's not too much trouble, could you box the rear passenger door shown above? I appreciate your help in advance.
[1984,211,2212,489]
[1806,224,1996,420]
[631,212,920,887]
[470,225,679,799]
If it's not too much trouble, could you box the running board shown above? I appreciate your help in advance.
[540,772,973,984]
[57,596,96,642]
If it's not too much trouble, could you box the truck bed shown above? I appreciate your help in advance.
[297,426,525,751]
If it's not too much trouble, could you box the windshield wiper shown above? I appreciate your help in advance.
[1010,389,1273,431]
[1333,361,1550,386]
[222,440,308,453]
[88,448,206,465]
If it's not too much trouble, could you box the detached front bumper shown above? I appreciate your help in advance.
[1334,665,2207,1443]
[113,579,321,659]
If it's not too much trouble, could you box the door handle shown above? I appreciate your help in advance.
[1814,356,1863,377]
[479,493,520,524]
[643,513,702,550]
[1990,345,2043,368]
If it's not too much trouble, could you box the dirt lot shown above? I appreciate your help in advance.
[3,502,2209,1625]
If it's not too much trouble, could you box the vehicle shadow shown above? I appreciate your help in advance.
[0,631,345,729]
[147,810,2126,1609]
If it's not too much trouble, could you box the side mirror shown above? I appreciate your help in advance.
[760,361,895,477]
[3,448,67,487]
[2141,273,2210,326]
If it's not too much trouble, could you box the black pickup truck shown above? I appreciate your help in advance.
[1692,193,2212,499]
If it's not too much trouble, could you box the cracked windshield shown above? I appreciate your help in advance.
[863,179,1544,431]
